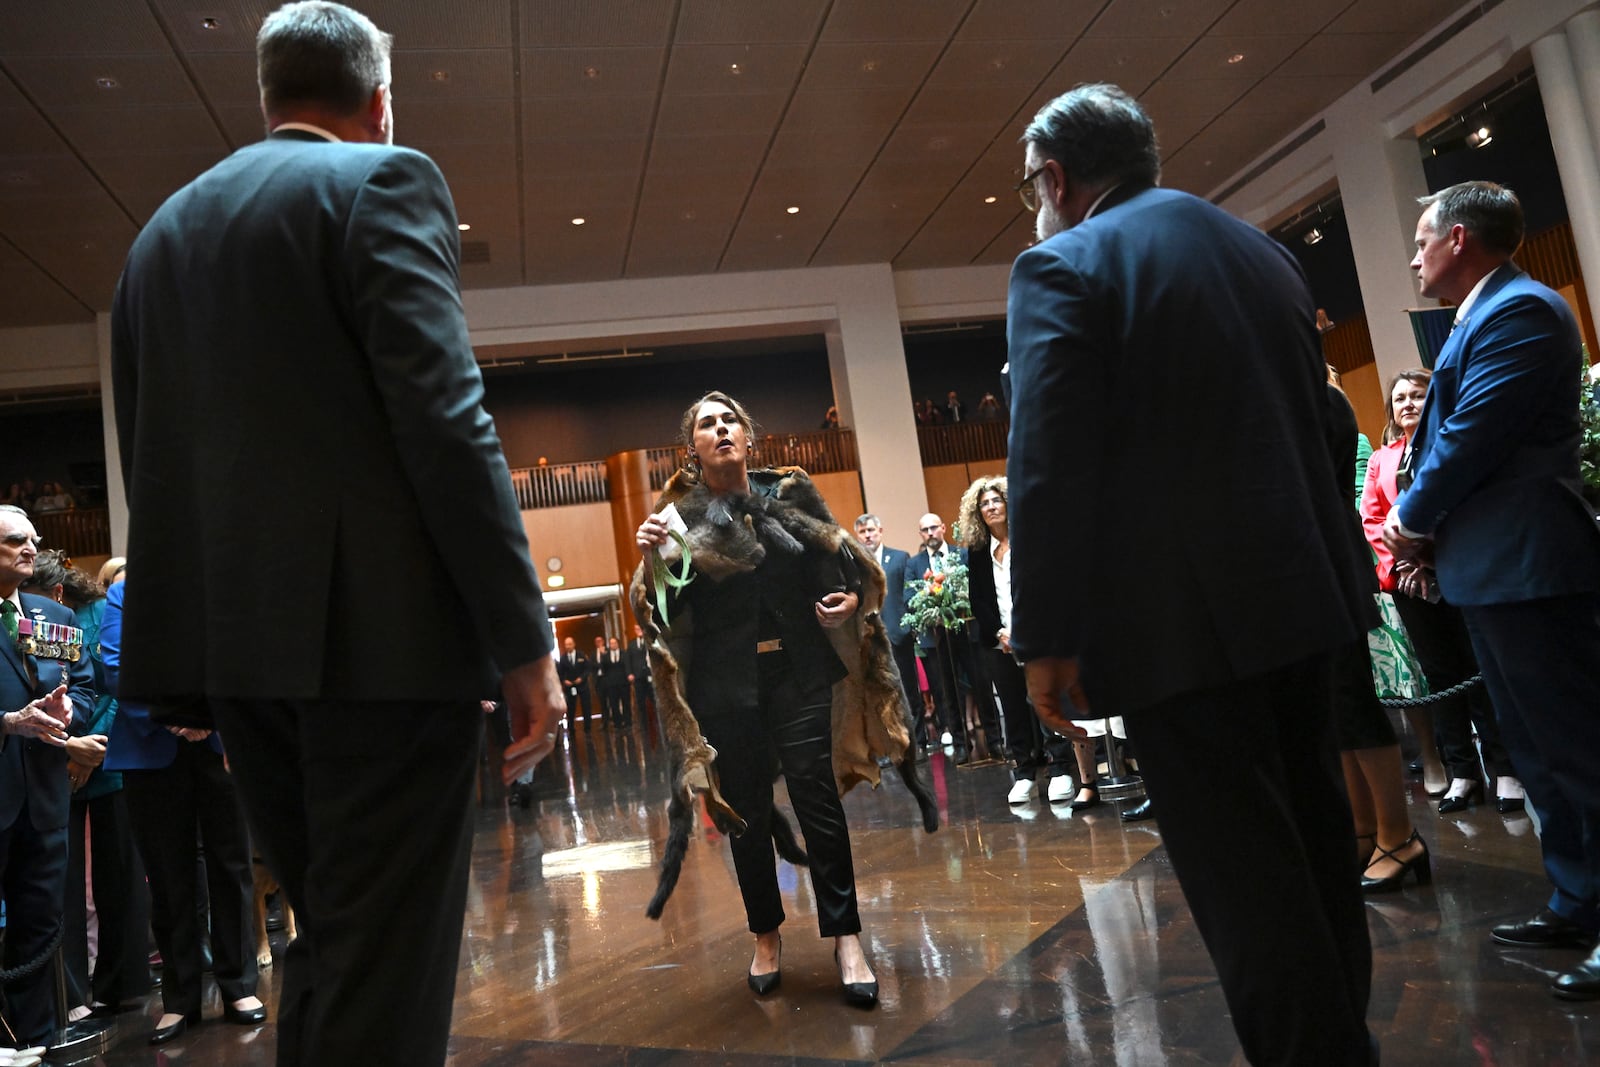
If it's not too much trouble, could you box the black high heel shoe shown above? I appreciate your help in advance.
[834,945,878,1008]
[1360,829,1431,893]
[1438,779,1482,814]
[1070,783,1101,811]
[747,937,781,995]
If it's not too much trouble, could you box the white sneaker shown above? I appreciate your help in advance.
[1007,779,1035,804]
[940,731,954,746]
[1046,776,1074,803]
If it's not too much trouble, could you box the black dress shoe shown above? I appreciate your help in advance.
[1553,945,1600,1000]
[747,938,781,996]
[1070,783,1101,811]
[1120,799,1155,822]
[223,1002,267,1025]
[834,947,878,1009]
[1360,829,1431,893]
[149,1012,200,1045]
[1492,906,1598,948]
[1496,794,1526,814]
[1437,779,1481,814]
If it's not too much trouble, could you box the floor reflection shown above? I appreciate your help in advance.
[82,717,1597,1066]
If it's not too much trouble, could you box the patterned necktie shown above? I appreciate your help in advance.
[1,600,17,643]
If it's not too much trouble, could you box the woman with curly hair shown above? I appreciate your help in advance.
[957,476,1086,806]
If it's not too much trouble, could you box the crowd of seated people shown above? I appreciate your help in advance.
[1,480,78,513]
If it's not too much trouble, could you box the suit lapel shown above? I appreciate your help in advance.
[1,631,31,689]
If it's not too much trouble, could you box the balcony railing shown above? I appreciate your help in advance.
[32,507,111,559]
[917,420,1009,466]
[645,429,860,491]
[509,460,611,510]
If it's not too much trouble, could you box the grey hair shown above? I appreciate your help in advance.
[854,513,880,527]
[0,504,26,518]
[1418,181,1524,258]
[258,1,392,118]
[1022,83,1160,191]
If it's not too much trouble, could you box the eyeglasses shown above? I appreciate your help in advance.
[1014,164,1047,213]
[979,498,1005,509]
[919,524,943,533]
[1,534,41,549]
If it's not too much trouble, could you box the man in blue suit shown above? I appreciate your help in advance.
[1,505,94,1047]
[1385,180,1600,1000]
[1007,85,1377,1065]
[854,514,925,750]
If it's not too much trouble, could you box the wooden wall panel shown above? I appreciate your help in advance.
[1342,362,1388,448]
[521,502,620,593]
[812,470,865,532]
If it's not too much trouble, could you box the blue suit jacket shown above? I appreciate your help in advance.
[100,581,223,772]
[1397,264,1600,605]
[876,546,914,645]
[0,593,94,831]
[1006,185,1375,715]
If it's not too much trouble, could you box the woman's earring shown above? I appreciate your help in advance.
[685,448,701,473]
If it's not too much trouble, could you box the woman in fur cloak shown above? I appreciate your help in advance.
[631,391,937,1008]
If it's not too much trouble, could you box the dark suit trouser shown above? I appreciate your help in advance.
[0,812,68,1045]
[64,789,150,1008]
[889,639,925,747]
[923,629,967,747]
[1122,651,1373,1067]
[121,745,257,1017]
[699,658,860,938]
[1391,594,1513,780]
[982,645,1069,780]
[631,678,653,726]
[602,682,628,725]
[1461,593,1600,928]
[210,697,481,1067]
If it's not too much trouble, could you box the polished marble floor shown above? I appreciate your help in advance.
[74,713,1599,1065]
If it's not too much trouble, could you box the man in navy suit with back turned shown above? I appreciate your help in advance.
[109,4,564,1064]
[1006,85,1377,1065]
[0,505,93,1050]
[1385,181,1600,1000]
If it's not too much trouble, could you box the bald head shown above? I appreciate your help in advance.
[918,513,946,550]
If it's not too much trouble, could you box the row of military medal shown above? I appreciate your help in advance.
[16,616,85,663]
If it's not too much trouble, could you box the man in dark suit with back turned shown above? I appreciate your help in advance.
[109,5,564,1064]
[1385,181,1600,1000]
[1,505,93,1049]
[1006,85,1377,1065]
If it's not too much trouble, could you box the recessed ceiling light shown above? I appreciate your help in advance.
[201,17,221,30]
[785,205,799,214]
[1227,53,1246,65]
[584,66,600,80]
[680,209,697,221]
[861,59,879,73]
[728,62,742,75]
[430,70,449,82]
[984,195,997,204]
[571,217,586,226]
[548,575,566,588]
[458,223,471,231]
[95,76,119,90]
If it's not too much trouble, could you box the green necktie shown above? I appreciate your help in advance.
[1,600,17,643]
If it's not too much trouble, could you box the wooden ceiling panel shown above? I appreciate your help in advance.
[1327,0,1463,37]
[517,135,647,176]
[895,205,1017,268]
[781,87,914,130]
[872,121,1003,188]
[0,253,93,326]
[1164,35,1305,83]
[901,81,1032,128]
[645,131,768,177]
[0,105,73,156]
[50,105,229,157]
[924,39,1078,90]
[521,0,676,47]
[1229,74,1352,116]
[150,1,263,54]
[3,53,202,108]
[1032,35,1194,105]
[214,105,267,148]
[521,47,664,97]
[655,91,789,136]
[7,233,130,312]
[185,53,263,110]
[673,0,828,45]
[626,229,728,277]
[972,212,1036,264]
[426,140,520,181]
[798,41,944,92]
[398,99,517,144]
[766,123,890,171]
[664,43,810,95]
[960,0,1097,41]
[523,174,639,226]
[719,231,824,273]
[0,188,133,235]
[821,0,969,43]
[523,95,654,140]
[1285,33,1412,78]
[0,1,170,54]
[95,151,230,221]
[523,222,629,283]
[1086,0,1234,39]
[393,49,516,99]
[1210,0,1354,37]
[349,0,513,48]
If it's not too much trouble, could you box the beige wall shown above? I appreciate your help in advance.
[521,502,620,594]
[920,459,1004,543]
[1342,362,1388,447]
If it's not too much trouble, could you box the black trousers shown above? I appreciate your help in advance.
[0,810,68,1046]
[922,629,1001,751]
[121,744,257,1017]
[562,683,591,730]
[889,638,925,747]
[1122,651,1374,1066]
[602,682,629,725]
[982,645,1069,780]
[699,657,860,938]
[631,677,653,726]
[210,697,482,1067]
[1391,593,1513,779]
[1461,594,1600,928]
[63,789,150,1008]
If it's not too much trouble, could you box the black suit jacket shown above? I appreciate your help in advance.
[557,652,590,691]
[624,640,650,680]
[1006,184,1375,715]
[0,594,94,831]
[596,649,627,691]
[111,131,550,707]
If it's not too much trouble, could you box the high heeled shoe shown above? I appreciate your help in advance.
[1495,776,1526,814]
[1360,829,1431,893]
[834,945,878,1008]
[1438,779,1482,814]
[1070,782,1100,811]
[747,937,781,995]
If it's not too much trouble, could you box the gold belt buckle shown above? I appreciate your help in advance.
[756,638,783,654]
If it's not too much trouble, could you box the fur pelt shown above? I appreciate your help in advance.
[631,466,939,919]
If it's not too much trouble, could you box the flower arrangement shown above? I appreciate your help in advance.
[1579,348,1600,511]
[906,560,972,642]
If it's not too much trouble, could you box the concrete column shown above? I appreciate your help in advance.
[1564,10,1600,145]
[824,265,927,540]
[95,312,128,556]
[1324,103,1432,386]
[1532,30,1600,339]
